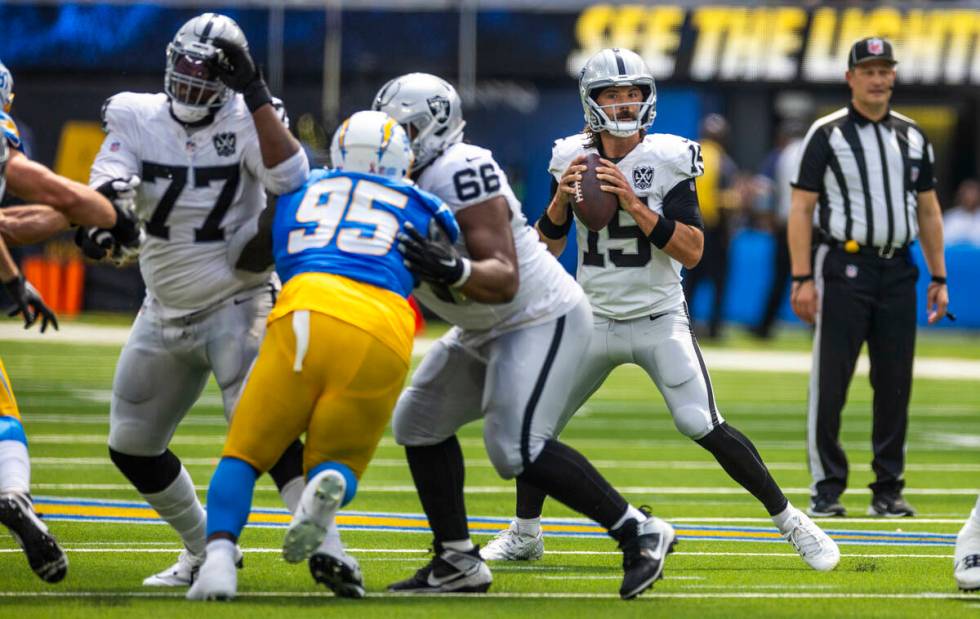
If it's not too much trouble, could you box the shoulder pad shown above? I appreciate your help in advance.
[0,111,22,151]
[549,133,590,177]
[100,92,165,134]
[645,133,703,181]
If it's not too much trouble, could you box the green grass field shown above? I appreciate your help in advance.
[1,323,979,617]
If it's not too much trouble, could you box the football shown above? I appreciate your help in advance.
[573,153,619,231]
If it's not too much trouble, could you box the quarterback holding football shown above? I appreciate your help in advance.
[482,48,841,574]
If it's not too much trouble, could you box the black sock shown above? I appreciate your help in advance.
[268,439,304,491]
[405,436,469,543]
[517,439,627,530]
[516,478,548,519]
[696,423,789,516]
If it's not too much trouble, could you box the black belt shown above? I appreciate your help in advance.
[822,239,908,259]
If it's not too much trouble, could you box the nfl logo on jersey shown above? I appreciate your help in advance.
[213,132,237,157]
[632,166,654,190]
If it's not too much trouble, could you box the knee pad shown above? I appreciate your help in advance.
[108,447,182,495]
[484,436,524,480]
[672,404,716,439]
[0,416,27,446]
[308,461,358,507]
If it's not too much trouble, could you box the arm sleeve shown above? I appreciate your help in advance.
[90,96,141,187]
[242,98,310,195]
[662,178,704,230]
[790,126,831,193]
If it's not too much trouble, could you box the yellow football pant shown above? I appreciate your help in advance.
[0,357,21,421]
[223,310,409,478]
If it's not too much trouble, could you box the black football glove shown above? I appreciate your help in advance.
[2,275,58,333]
[74,225,111,260]
[95,176,142,248]
[397,220,470,288]
[210,37,272,113]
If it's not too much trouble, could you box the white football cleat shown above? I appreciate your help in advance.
[782,509,840,572]
[479,521,544,561]
[186,541,238,601]
[283,470,346,564]
[954,514,980,591]
[144,546,243,586]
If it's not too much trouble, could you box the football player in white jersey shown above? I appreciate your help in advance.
[375,74,675,600]
[480,48,840,573]
[88,14,309,587]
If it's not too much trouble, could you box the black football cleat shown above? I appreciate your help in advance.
[614,512,676,600]
[0,493,68,583]
[808,494,847,518]
[309,551,366,599]
[868,493,916,517]
[387,544,492,593]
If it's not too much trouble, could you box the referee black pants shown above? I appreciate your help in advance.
[808,244,918,499]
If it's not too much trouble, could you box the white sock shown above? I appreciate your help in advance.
[772,502,798,533]
[205,538,237,564]
[611,505,648,532]
[278,476,304,514]
[971,495,980,526]
[442,538,475,552]
[515,516,541,536]
[316,520,349,560]
[0,440,30,494]
[142,466,207,556]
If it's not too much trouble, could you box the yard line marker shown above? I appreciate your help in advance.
[0,591,974,600]
[26,497,958,547]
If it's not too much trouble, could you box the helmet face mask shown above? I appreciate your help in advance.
[579,48,657,138]
[164,13,246,123]
[372,73,465,169]
[330,111,414,180]
[0,61,14,113]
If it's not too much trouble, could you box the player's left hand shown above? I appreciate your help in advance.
[2,275,58,333]
[595,158,642,212]
[210,37,259,92]
[397,220,470,288]
[926,281,949,324]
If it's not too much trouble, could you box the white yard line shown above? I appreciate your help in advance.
[28,456,980,476]
[0,591,972,600]
[27,482,980,495]
[3,323,978,380]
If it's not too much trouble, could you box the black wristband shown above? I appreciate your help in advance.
[930,275,947,285]
[647,216,676,249]
[537,208,572,240]
[792,274,814,283]
[243,78,273,114]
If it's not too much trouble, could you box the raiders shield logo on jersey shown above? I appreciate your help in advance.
[632,166,654,190]
[427,96,451,124]
[213,132,236,157]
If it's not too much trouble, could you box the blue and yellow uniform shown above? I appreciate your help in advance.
[0,110,23,153]
[220,167,458,495]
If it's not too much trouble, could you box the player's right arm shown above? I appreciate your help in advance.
[537,157,587,257]
[6,150,116,229]
[0,205,70,246]
[452,196,519,303]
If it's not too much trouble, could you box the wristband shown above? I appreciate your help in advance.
[537,208,572,240]
[243,78,273,114]
[646,216,676,249]
[451,257,472,288]
[930,275,947,285]
[792,274,814,283]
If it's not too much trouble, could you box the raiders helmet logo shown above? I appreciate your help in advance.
[632,165,655,190]
[427,96,451,124]
[868,38,884,55]
[213,132,236,157]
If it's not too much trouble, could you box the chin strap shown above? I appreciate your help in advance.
[168,99,219,128]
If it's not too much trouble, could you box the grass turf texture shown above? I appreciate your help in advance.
[1,325,979,617]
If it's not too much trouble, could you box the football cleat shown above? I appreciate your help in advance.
[282,469,346,564]
[186,542,238,601]
[387,544,492,593]
[0,492,68,583]
[310,551,365,598]
[954,514,980,591]
[808,494,847,518]
[867,493,916,517]
[782,509,840,571]
[479,521,544,561]
[144,546,243,586]
[614,513,676,600]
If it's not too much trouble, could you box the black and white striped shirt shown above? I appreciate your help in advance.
[792,104,936,249]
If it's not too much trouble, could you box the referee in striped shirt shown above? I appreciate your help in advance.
[788,37,950,519]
